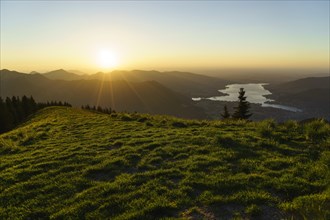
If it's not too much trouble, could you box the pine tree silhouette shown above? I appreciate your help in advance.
[221,105,230,119]
[0,97,13,133]
[232,88,252,120]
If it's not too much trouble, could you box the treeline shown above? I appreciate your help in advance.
[81,105,115,114]
[0,96,71,134]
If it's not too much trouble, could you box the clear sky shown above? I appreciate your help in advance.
[1,0,329,73]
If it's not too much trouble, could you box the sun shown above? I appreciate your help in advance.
[97,49,119,69]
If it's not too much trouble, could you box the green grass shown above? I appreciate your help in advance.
[0,107,329,219]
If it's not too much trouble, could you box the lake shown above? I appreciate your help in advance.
[192,83,302,112]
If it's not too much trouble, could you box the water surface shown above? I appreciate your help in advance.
[193,83,302,112]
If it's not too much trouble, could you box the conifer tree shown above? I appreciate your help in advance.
[22,95,32,117]
[97,106,103,112]
[232,88,252,120]
[221,105,230,119]
[29,96,37,112]
[0,97,13,133]
[6,97,18,124]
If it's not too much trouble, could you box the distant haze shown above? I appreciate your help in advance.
[1,1,329,74]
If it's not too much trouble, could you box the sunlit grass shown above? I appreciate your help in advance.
[0,107,329,219]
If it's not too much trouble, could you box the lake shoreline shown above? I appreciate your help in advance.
[192,83,302,112]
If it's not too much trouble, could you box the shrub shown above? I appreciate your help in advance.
[172,121,187,128]
[245,204,261,217]
[257,119,276,138]
[282,120,300,132]
[213,134,235,147]
[304,119,330,143]
[0,138,20,154]
[137,117,148,122]
[280,193,330,219]
[120,114,133,121]
[145,122,153,127]
[112,141,123,148]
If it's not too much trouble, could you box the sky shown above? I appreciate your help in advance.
[0,1,329,73]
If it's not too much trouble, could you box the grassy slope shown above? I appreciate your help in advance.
[0,107,329,219]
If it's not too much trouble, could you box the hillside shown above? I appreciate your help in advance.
[267,76,330,93]
[0,107,329,219]
[265,76,330,119]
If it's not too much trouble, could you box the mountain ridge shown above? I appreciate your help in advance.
[0,69,206,119]
[42,69,83,81]
[267,76,330,93]
[264,76,330,118]
[37,68,231,97]
[1,69,329,120]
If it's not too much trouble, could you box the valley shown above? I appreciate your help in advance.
[1,69,328,121]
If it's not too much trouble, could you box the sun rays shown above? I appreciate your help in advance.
[96,49,119,70]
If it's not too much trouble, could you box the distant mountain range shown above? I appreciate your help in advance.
[1,69,329,120]
[1,69,227,119]
[42,69,84,81]
[267,76,329,93]
[265,76,330,118]
[39,69,230,97]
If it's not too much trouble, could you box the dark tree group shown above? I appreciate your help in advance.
[81,105,115,114]
[221,88,252,120]
[0,96,71,134]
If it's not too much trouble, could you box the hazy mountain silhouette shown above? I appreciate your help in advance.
[268,76,329,93]
[106,70,231,97]
[41,69,230,97]
[30,71,40,74]
[43,69,84,81]
[0,69,206,119]
[1,69,33,80]
[2,69,328,120]
[266,76,330,118]
[1,69,47,83]
[68,70,89,75]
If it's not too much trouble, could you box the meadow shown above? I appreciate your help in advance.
[0,107,329,219]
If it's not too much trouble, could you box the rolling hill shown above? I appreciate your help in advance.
[0,107,329,219]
